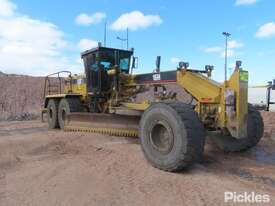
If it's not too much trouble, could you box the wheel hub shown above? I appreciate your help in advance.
[149,120,174,154]
[49,107,53,119]
[61,108,66,122]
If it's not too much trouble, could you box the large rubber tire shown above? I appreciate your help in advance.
[211,105,264,152]
[139,102,206,172]
[47,99,59,129]
[58,98,82,129]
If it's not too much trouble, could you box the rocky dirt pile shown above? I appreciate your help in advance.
[0,73,192,121]
[0,75,44,121]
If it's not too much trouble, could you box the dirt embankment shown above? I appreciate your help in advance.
[0,75,44,121]
[0,72,192,121]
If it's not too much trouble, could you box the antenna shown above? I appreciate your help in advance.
[104,22,107,47]
[126,28,129,50]
[117,27,129,49]
[222,32,231,81]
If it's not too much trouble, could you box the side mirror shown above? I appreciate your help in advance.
[131,57,138,69]
[131,57,138,74]
[155,56,161,73]
[235,61,242,70]
[205,65,214,77]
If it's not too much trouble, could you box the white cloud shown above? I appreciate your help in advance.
[221,49,235,58]
[170,57,180,64]
[204,46,222,53]
[235,0,258,6]
[256,22,275,38]
[78,39,98,51]
[228,40,244,49]
[75,12,106,26]
[0,0,81,75]
[204,40,244,58]
[0,0,16,17]
[111,11,162,31]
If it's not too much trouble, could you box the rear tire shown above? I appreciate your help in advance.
[58,98,82,129]
[139,102,205,172]
[47,99,59,129]
[211,105,264,152]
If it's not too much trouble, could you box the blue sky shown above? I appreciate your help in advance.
[0,0,275,85]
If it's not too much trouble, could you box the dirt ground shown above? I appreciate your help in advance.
[0,114,275,206]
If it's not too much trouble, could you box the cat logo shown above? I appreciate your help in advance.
[153,73,161,81]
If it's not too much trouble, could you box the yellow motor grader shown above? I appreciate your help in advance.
[42,45,264,172]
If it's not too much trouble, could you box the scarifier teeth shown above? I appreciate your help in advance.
[64,126,139,137]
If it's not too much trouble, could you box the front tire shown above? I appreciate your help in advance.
[211,105,264,152]
[139,102,205,172]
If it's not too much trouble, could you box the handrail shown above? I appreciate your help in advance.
[43,71,72,98]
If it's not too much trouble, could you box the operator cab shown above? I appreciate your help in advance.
[81,45,133,95]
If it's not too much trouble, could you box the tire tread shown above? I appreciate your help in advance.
[140,101,205,172]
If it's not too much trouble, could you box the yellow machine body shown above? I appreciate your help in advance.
[42,46,249,140]
[64,74,87,101]
[119,68,248,139]
[42,45,263,172]
[176,68,248,139]
[43,68,248,139]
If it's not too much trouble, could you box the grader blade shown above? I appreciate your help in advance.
[64,113,140,137]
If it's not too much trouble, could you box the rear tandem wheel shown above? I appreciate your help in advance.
[47,99,59,129]
[58,98,82,129]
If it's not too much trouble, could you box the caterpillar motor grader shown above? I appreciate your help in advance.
[42,44,264,172]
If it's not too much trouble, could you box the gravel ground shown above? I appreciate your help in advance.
[0,117,275,206]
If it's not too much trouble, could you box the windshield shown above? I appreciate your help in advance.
[100,61,112,70]
[98,50,131,73]
[83,49,132,73]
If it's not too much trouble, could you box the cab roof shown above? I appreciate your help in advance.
[81,46,134,58]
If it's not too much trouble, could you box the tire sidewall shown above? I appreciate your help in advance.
[58,99,70,129]
[47,99,58,129]
[211,105,264,152]
[139,103,188,170]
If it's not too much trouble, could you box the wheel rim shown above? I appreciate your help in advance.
[49,107,53,119]
[61,108,66,122]
[149,120,174,154]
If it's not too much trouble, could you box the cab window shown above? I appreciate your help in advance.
[99,61,112,70]
[120,58,130,72]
